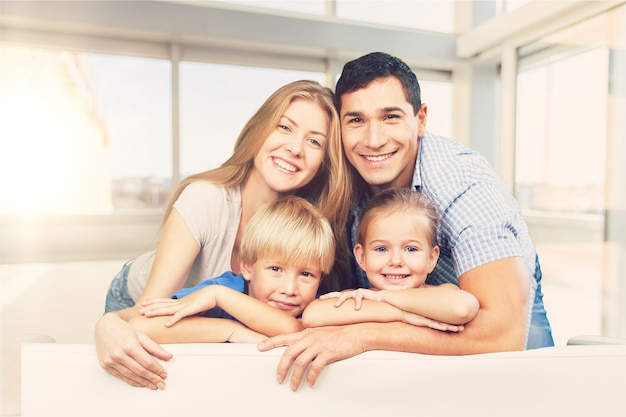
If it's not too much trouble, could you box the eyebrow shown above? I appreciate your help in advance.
[342,106,407,121]
[282,115,327,138]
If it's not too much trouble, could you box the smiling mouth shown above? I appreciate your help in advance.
[362,152,394,162]
[272,157,298,173]
[383,274,409,280]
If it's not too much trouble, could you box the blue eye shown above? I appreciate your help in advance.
[374,246,388,253]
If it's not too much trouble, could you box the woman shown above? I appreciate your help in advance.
[95,80,353,390]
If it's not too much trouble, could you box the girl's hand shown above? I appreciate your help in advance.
[140,287,219,327]
[402,311,464,332]
[320,288,382,310]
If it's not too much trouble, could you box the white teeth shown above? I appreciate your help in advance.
[384,274,407,280]
[364,153,393,162]
[273,158,297,172]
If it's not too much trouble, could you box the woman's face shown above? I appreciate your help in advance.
[251,99,329,195]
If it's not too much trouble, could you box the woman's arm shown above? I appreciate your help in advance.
[95,208,200,389]
[129,315,267,343]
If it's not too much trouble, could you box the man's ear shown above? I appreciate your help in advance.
[417,103,428,137]
[353,244,366,271]
[240,261,253,282]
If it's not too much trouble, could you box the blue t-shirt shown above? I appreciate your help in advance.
[172,271,246,321]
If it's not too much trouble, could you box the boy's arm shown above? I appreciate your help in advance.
[214,287,304,336]
[129,315,266,343]
[141,285,304,336]
[377,285,479,325]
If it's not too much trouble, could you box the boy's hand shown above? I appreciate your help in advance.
[140,287,219,326]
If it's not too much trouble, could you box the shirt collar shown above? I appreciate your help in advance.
[412,134,425,191]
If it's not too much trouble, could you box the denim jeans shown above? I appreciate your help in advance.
[526,256,555,349]
[104,261,135,313]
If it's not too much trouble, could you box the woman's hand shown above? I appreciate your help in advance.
[95,312,173,389]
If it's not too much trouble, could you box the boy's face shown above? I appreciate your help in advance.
[241,258,322,317]
[340,76,426,195]
[353,210,439,291]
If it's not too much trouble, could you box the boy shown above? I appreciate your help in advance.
[129,196,335,343]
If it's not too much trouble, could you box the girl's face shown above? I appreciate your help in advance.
[354,210,439,291]
[241,258,321,317]
[250,99,329,196]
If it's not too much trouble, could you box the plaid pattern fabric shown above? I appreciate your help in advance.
[350,131,539,289]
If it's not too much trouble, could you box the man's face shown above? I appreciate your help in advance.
[340,76,426,194]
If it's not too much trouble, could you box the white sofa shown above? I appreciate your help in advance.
[22,342,626,417]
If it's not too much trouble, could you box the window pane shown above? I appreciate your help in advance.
[515,47,608,214]
[336,0,454,33]
[211,0,325,15]
[419,80,452,138]
[179,63,325,177]
[0,46,171,215]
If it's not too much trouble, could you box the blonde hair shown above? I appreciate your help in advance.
[357,188,440,248]
[160,80,353,291]
[240,196,335,275]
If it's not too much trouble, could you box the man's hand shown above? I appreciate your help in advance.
[95,313,173,389]
[258,326,366,391]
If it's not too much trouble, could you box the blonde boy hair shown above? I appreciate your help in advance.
[239,196,335,275]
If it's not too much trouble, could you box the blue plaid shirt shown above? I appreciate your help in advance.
[351,131,539,291]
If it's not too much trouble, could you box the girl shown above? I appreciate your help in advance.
[302,188,478,331]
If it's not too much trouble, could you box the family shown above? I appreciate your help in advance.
[96,51,554,391]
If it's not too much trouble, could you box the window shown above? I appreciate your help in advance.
[515,47,608,215]
[336,0,454,33]
[179,63,325,177]
[0,46,171,215]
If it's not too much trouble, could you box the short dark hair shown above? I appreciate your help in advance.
[335,52,422,115]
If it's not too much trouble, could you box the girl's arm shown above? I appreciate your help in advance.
[302,296,405,327]
[129,315,266,344]
[142,285,304,337]
[302,285,478,328]
[376,284,479,325]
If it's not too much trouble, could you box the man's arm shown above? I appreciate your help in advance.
[259,257,529,390]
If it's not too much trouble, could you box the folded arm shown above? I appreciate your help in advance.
[141,285,304,337]
[260,257,530,390]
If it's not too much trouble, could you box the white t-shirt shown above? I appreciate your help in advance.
[126,182,242,302]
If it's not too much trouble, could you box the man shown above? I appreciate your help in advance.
[258,52,554,391]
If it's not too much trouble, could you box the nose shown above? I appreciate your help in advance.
[280,274,297,296]
[285,135,303,156]
[363,122,386,149]
[388,249,403,266]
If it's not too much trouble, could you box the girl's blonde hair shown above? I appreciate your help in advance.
[161,80,353,291]
[240,196,335,275]
[357,188,440,248]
